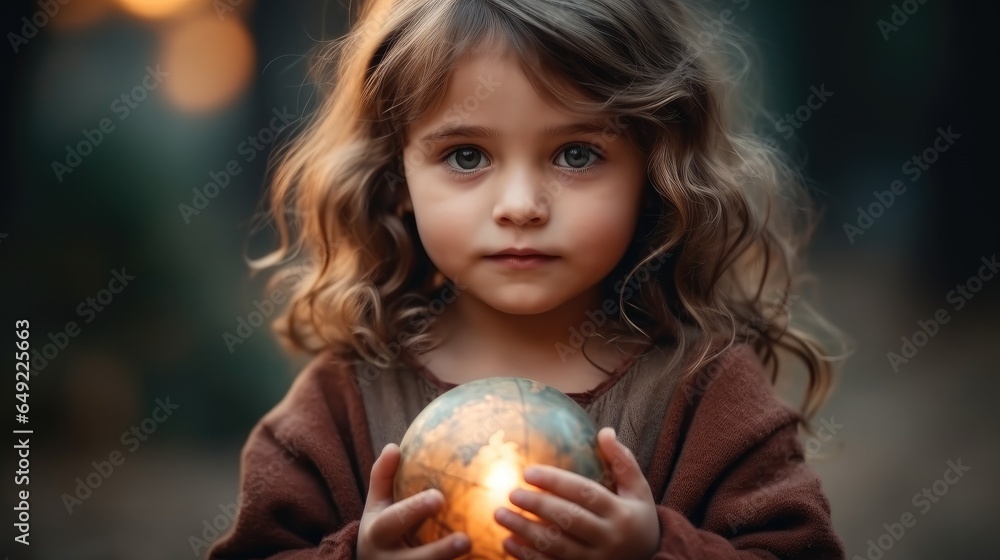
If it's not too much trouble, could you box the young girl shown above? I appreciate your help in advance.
[209,0,847,558]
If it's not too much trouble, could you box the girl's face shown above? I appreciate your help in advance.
[402,50,647,318]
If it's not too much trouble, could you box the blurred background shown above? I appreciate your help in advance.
[1,0,997,558]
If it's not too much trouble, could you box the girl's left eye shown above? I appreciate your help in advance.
[440,144,604,177]
[555,144,602,171]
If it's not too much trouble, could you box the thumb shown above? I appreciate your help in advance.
[598,427,651,501]
[364,443,401,515]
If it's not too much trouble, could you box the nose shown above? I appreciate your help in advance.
[492,167,550,227]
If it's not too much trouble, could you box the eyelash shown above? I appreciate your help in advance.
[438,144,605,179]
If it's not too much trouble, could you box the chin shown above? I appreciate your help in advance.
[482,292,566,316]
[493,304,555,316]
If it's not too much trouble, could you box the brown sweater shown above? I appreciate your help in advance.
[207,343,845,559]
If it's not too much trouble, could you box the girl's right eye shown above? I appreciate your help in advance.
[441,146,488,177]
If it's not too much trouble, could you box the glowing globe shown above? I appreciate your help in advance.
[393,376,613,559]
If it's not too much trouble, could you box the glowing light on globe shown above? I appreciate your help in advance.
[393,376,613,559]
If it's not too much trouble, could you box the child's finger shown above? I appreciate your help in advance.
[363,443,400,515]
[371,489,447,548]
[520,464,615,518]
[598,427,653,502]
[407,530,472,560]
[499,490,604,547]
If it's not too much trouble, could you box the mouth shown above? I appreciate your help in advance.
[484,254,558,269]
[488,248,556,257]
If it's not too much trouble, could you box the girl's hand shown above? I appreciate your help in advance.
[494,427,660,560]
[357,443,472,560]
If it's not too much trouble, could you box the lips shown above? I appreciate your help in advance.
[489,248,555,257]
[485,251,558,270]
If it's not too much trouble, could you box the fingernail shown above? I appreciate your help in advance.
[523,466,541,482]
[425,490,442,506]
[453,534,470,551]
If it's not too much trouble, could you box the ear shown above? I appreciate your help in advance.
[394,182,413,216]
[398,196,413,215]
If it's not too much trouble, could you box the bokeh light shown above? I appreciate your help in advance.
[115,0,201,20]
[48,0,116,31]
[158,15,256,113]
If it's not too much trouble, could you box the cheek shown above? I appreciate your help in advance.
[404,166,444,244]
[408,195,476,270]
[413,210,461,254]
[563,196,639,260]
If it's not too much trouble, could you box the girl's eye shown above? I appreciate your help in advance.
[555,144,601,171]
[440,144,604,178]
[444,147,487,173]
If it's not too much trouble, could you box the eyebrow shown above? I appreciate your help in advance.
[417,121,610,145]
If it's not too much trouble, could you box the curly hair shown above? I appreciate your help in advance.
[248,0,849,432]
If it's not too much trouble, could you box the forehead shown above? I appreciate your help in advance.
[405,50,612,144]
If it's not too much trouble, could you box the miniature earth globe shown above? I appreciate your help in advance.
[393,376,614,559]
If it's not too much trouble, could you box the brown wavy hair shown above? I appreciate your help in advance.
[248,0,850,432]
